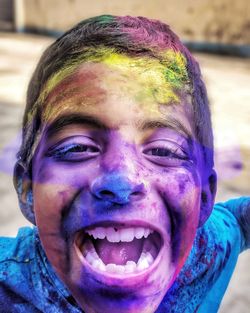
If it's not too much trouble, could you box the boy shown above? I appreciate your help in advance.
[0,15,249,313]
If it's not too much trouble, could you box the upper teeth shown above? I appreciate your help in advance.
[86,227,153,242]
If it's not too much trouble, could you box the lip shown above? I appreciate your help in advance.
[74,220,166,286]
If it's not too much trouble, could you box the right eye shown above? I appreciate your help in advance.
[46,138,101,162]
[142,139,190,167]
[144,147,177,157]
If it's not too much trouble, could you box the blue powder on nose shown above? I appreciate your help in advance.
[92,174,134,205]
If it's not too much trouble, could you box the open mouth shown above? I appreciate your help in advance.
[75,224,163,276]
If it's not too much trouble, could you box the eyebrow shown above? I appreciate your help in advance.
[45,113,193,140]
[138,118,193,138]
[45,114,108,139]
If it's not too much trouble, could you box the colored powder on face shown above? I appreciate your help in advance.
[161,50,189,89]
[100,51,187,105]
[26,48,190,158]
[36,48,189,116]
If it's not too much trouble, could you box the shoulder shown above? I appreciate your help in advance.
[0,227,38,308]
[200,202,242,258]
[212,198,249,251]
[0,227,35,275]
[214,197,250,251]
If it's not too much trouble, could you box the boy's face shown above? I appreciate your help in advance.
[29,56,213,313]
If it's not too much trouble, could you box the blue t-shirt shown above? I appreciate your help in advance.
[0,197,249,313]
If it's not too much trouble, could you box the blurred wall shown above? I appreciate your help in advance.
[20,0,250,45]
[0,0,14,30]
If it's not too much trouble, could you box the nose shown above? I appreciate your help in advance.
[91,174,145,205]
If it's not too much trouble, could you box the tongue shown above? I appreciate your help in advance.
[94,238,143,265]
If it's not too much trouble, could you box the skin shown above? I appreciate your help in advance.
[31,49,189,126]
[16,56,216,313]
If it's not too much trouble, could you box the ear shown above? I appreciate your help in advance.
[198,169,217,227]
[13,162,36,225]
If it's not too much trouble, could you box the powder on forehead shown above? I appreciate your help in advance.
[40,48,188,101]
[28,48,190,126]
[25,48,191,166]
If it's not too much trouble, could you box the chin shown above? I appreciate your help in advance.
[55,220,177,313]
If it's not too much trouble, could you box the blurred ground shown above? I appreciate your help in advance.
[0,32,249,312]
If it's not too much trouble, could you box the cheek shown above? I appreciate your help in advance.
[32,159,94,211]
[32,183,75,272]
[155,169,201,260]
[156,169,200,214]
[33,158,88,185]
[32,161,98,238]
[32,181,76,235]
[32,161,82,230]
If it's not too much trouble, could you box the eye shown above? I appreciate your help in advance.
[46,137,101,162]
[145,147,177,157]
[143,140,189,166]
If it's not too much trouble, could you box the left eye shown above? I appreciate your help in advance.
[63,144,99,153]
[47,142,100,161]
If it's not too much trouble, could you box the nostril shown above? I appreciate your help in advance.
[130,190,144,200]
[98,190,115,199]
[130,183,145,200]
[131,191,141,196]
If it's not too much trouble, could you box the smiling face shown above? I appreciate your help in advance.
[28,54,212,313]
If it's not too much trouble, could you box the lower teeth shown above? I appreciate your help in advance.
[84,244,154,274]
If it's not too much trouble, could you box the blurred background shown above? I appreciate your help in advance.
[0,0,249,312]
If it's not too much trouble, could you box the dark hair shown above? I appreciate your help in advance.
[18,14,214,170]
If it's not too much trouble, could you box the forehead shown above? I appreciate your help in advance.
[39,50,192,125]
[42,48,189,96]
